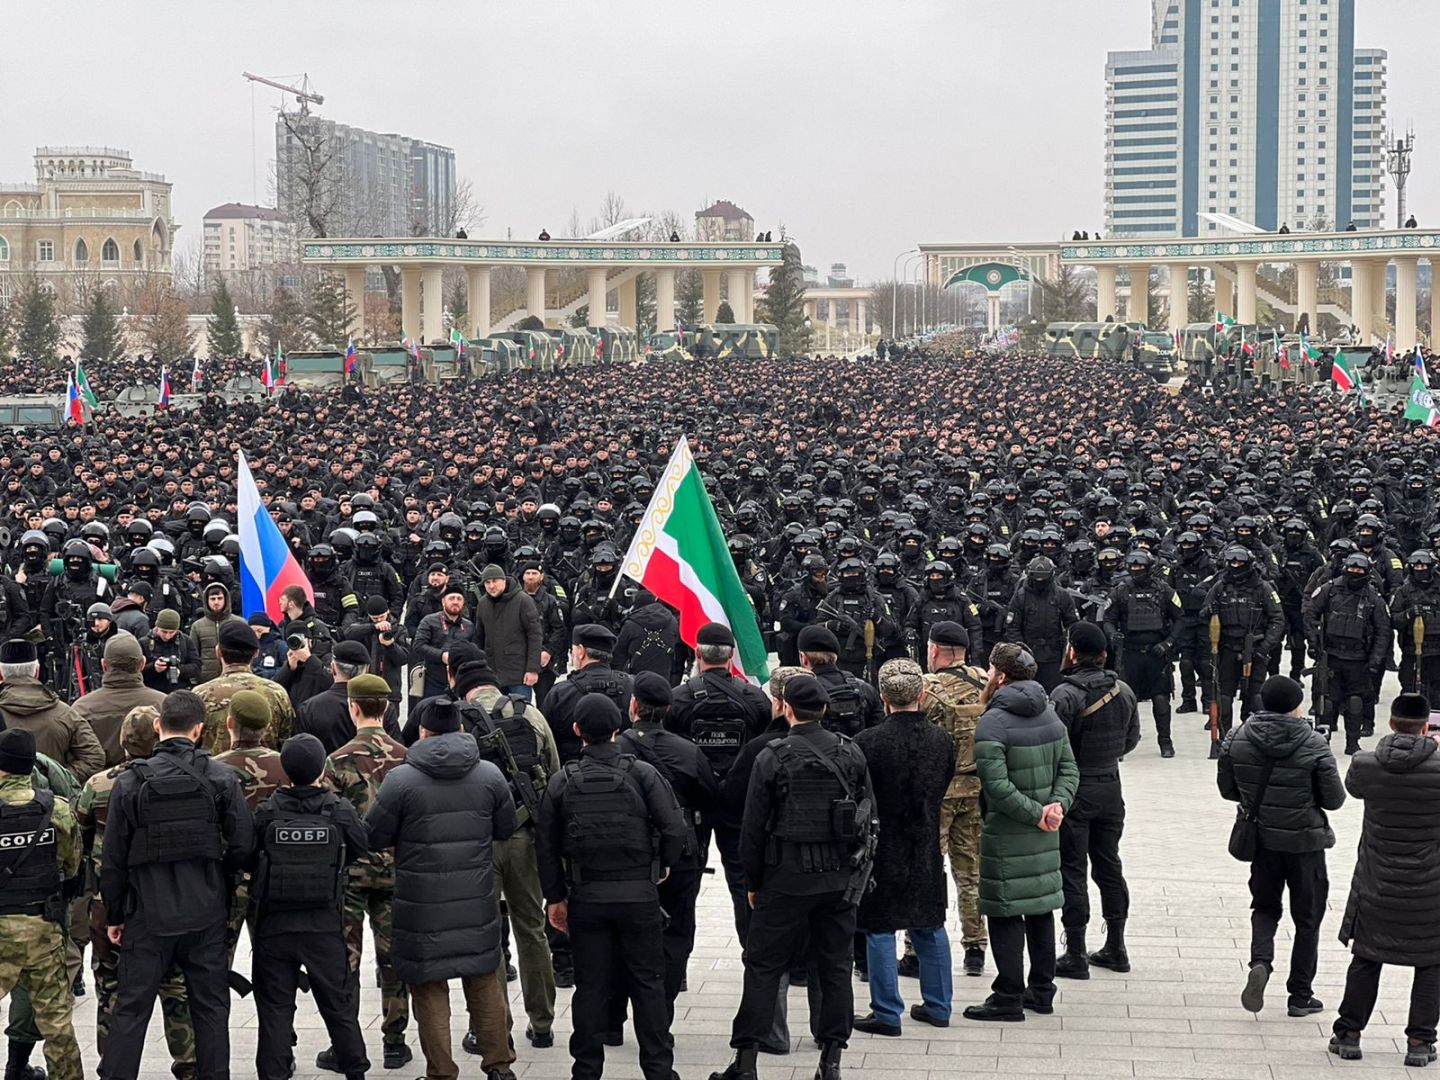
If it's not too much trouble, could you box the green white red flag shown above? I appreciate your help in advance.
[1214,313,1235,332]
[1404,373,1440,427]
[617,437,769,683]
[1331,351,1359,393]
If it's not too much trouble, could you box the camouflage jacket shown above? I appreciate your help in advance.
[195,664,296,753]
[324,726,407,890]
[922,664,988,799]
[75,759,135,889]
[213,744,288,812]
[0,773,81,920]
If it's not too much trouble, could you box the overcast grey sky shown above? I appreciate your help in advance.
[3,0,1433,281]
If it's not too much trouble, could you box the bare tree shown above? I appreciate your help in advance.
[276,108,344,238]
[566,207,583,240]
[598,191,629,230]
[132,278,197,361]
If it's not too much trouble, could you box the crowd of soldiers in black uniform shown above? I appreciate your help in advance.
[2,338,1440,1079]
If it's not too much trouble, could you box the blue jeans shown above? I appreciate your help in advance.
[866,928,952,1025]
[500,684,533,702]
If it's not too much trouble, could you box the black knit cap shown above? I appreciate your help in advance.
[1260,675,1304,714]
[782,675,830,712]
[1392,693,1431,722]
[280,733,326,785]
[0,728,37,775]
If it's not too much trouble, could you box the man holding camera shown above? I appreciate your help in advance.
[275,630,334,711]
[143,609,201,693]
[342,595,411,711]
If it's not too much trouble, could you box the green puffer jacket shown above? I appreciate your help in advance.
[974,679,1079,917]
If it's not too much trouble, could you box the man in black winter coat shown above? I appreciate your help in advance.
[1218,675,1345,1018]
[295,641,377,753]
[1331,693,1440,1065]
[1050,621,1140,981]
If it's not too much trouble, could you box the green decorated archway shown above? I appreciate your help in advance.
[941,261,1034,292]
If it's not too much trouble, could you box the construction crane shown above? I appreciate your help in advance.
[242,71,324,114]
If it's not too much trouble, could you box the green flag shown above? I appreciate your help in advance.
[1405,373,1440,427]
[74,361,98,408]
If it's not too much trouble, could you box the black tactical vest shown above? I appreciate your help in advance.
[257,798,344,911]
[460,696,547,825]
[769,736,858,874]
[0,790,60,915]
[127,758,223,867]
[686,675,751,774]
[560,756,654,885]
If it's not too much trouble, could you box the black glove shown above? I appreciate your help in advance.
[1148,642,1170,657]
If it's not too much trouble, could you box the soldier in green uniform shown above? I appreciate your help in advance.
[0,729,83,1080]
[75,705,196,1079]
[194,621,295,754]
[213,689,289,965]
[4,749,80,1080]
[920,622,989,977]
[320,673,414,1072]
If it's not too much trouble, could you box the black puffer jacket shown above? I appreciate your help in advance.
[1340,734,1440,966]
[1217,711,1345,853]
[365,732,518,984]
[1049,664,1140,776]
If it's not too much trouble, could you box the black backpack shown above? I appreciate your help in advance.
[686,676,754,774]
[560,756,655,885]
[459,695,548,825]
[128,756,224,867]
[822,677,865,737]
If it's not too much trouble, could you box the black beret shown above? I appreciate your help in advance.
[574,692,622,733]
[696,622,734,647]
[572,623,617,651]
[782,675,830,712]
[796,625,841,654]
[632,671,672,707]
[217,620,259,652]
[0,639,36,665]
[332,640,371,667]
[1067,621,1109,656]
[1260,675,1304,715]
[928,621,969,648]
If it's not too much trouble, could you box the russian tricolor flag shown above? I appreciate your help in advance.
[345,338,357,375]
[238,451,312,622]
[157,367,171,409]
[65,374,84,424]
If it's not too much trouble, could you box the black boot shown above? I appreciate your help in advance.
[5,1040,45,1080]
[1152,694,1174,757]
[1054,928,1090,980]
[710,1047,758,1080]
[1088,919,1131,973]
[1176,698,1197,715]
[815,1042,842,1080]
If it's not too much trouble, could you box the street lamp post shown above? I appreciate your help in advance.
[902,253,922,337]
[891,247,916,338]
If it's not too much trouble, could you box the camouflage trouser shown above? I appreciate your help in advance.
[225,877,254,968]
[0,915,82,1080]
[5,898,85,1047]
[90,899,196,1079]
[939,796,986,948]
[343,883,409,1045]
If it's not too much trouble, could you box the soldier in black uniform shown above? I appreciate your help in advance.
[1391,549,1440,703]
[619,672,719,1018]
[975,545,1016,658]
[1274,519,1325,680]
[536,693,686,1080]
[1200,546,1285,753]
[544,624,634,764]
[817,558,898,680]
[1304,553,1391,755]
[249,734,370,1080]
[1105,549,1182,757]
[99,690,255,1080]
[917,560,984,671]
[712,675,873,1080]
[305,545,347,631]
[1050,622,1141,981]
[1005,556,1078,692]
[872,554,919,667]
[666,623,771,936]
[339,533,405,629]
[796,626,884,736]
[776,555,830,667]
[1170,530,1216,715]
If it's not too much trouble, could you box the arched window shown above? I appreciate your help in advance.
[101,238,119,265]
[74,238,89,265]
[0,237,8,262]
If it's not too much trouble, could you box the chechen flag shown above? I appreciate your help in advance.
[1405,374,1440,427]
[237,450,312,622]
[617,436,769,683]
[157,368,171,409]
[1332,351,1359,393]
[191,356,203,391]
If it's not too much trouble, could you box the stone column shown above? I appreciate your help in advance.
[1368,258,1389,340]
[420,265,444,344]
[702,270,722,324]
[654,268,676,332]
[400,268,421,342]
[618,276,637,328]
[1432,258,1440,347]
[586,268,608,328]
[526,266,548,326]
[1235,262,1258,324]
[803,299,817,322]
[1127,265,1150,326]
[1295,260,1319,336]
[1211,265,1234,319]
[855,297,867,336]
[1395,256,1419,349]
[726,268,749,322]
[987,293,1002,335]
[343,267,366,342]
[1168,264,1188,333]
[1096,266,1118,320]
[1350,260,1374,343]
[466,266,491,338]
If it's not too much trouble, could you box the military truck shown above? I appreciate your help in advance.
[1131,330,1180,380]
[1045,321,1132,360]
[420,343,462,382]
[539,327,597,368]
[358,345,415,387]
[283,349,348,390]
[0,396,65,428]
[644,331,693,363]
[493,330,558,371]
[112,385,201,416]
[592,326,638,365]
[473,337,525,375]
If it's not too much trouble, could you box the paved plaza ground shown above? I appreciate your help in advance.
[74,683,1433,1080]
